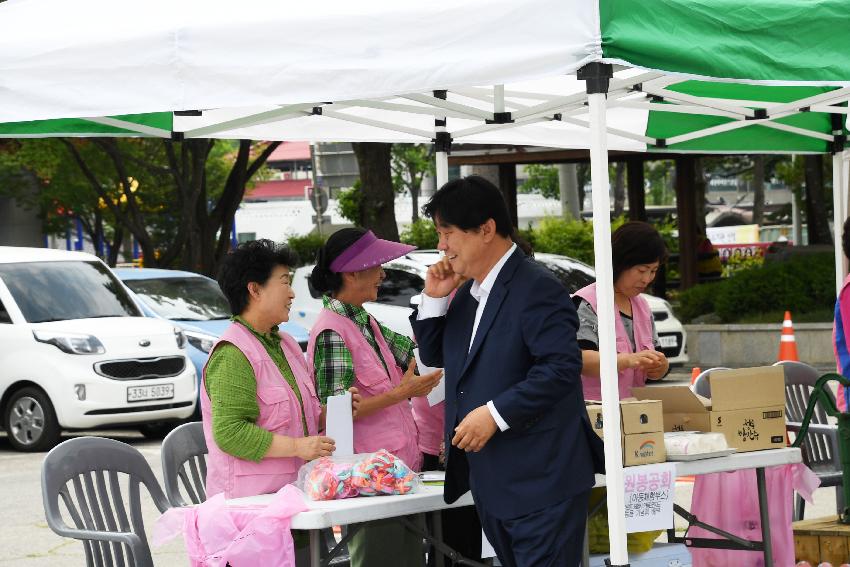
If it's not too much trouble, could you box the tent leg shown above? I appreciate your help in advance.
[580,62,629,567]
[434,90,450,189]
[435,150,449,188]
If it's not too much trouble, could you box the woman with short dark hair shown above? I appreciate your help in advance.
[202,239,358,500]
[574,221,670,400]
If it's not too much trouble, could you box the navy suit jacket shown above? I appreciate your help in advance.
[411,248,604,520]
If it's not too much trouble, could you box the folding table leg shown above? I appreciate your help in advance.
[756,467,773,566]
[309,529,322,567]
[432,510,444,566]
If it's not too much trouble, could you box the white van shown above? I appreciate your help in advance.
[0,247,197,451]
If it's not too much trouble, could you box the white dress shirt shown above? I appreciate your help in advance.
[418,243,517,431]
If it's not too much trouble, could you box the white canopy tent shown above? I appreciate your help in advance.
[4,0,850,563]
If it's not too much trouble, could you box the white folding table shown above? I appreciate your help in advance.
[228,447,802,567]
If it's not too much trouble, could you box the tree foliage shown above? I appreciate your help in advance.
[336,180,363,224]
[351,142,400,240]
[519,164,559,199]
[0,137,278,274]
[391,144,434,222]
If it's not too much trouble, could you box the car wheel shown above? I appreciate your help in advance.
[4,387,61,452]
[138,422,177,440]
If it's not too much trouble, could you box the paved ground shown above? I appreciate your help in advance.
[0,430,186,567]
[0,373,839,567]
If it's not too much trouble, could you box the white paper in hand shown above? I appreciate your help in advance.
[325,391,354,457]
[414,348,445,406]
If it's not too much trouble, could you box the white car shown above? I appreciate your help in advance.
[290,250,688,365]
[0,247,197,451]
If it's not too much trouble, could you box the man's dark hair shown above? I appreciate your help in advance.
[611,221,668,282]
[422,175,513,237]
[310,227,368,295]
[843,217,850,260]
[217,239,299,315]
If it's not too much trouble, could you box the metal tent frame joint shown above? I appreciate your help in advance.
[433,131,452,154]
[578,62,613,95]
[485,111,514,124]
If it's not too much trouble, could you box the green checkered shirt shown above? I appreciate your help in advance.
[313,296,416,403]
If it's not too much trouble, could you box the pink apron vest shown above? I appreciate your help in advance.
[153,484,308,567]
[834,273,850,411]
[412,395,443,456]
[201,322,322,499]
[308,308,422,471]
[574,283,654,401]
[689,463,819,567]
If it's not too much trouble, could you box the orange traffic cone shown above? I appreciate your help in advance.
[690,367,702,384]
[778,311,800,362]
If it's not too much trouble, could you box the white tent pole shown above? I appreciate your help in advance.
[81,117,170,138]
[833,150,847,294]
[436,145,449,188]
[580,62,629,566]
[434,90,450,189]
[181,104,315,138]
[494,84,505,114]
[841,150,850,223]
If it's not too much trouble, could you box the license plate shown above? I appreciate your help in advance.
[127,384,174,403]
[659,335,678,348]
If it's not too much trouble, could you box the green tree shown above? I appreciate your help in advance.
[351,142,400,240]
[645,160,674,206]
[336,180,363,224]
[519,164,559,199]
[391,144,434,222]
[0,138,278,274]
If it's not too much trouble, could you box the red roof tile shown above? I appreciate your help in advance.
[267,141,311,162]
[245,179,311,201]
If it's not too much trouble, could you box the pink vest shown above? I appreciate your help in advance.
[201,322,322,499]
[834,273,850,411]
[308,308,422,471]
[153,484,308,567]
[412,396,443,456]
[689,464,819,566]
[574,283,654,401]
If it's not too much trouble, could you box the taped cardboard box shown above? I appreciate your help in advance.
[632,366,786,453]
[586,400,666,466]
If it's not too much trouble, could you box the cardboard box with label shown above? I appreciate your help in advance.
[632,366,786,453]
[586,399,666,466]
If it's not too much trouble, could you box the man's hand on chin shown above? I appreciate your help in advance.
[452,405,498,452]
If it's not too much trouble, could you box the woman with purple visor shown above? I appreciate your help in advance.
[307,228,442,567]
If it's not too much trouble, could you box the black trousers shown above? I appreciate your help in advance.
[422,453,484,567]
[476,489,590,567]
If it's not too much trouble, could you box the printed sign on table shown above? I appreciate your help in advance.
[623,462,676,533]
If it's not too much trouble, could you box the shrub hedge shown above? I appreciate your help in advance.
[286,233,326,266]
[677,252,836,323]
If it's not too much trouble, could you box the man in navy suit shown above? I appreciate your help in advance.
[411,176,604,567]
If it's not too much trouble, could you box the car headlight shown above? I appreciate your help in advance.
[33,330,105,355]
[175,327,187,349]
[185,330,216,353]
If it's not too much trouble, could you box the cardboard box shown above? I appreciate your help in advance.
[586,400,666,466]
[632,366,787,453]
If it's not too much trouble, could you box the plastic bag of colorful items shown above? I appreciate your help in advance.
[297,449,421,501]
